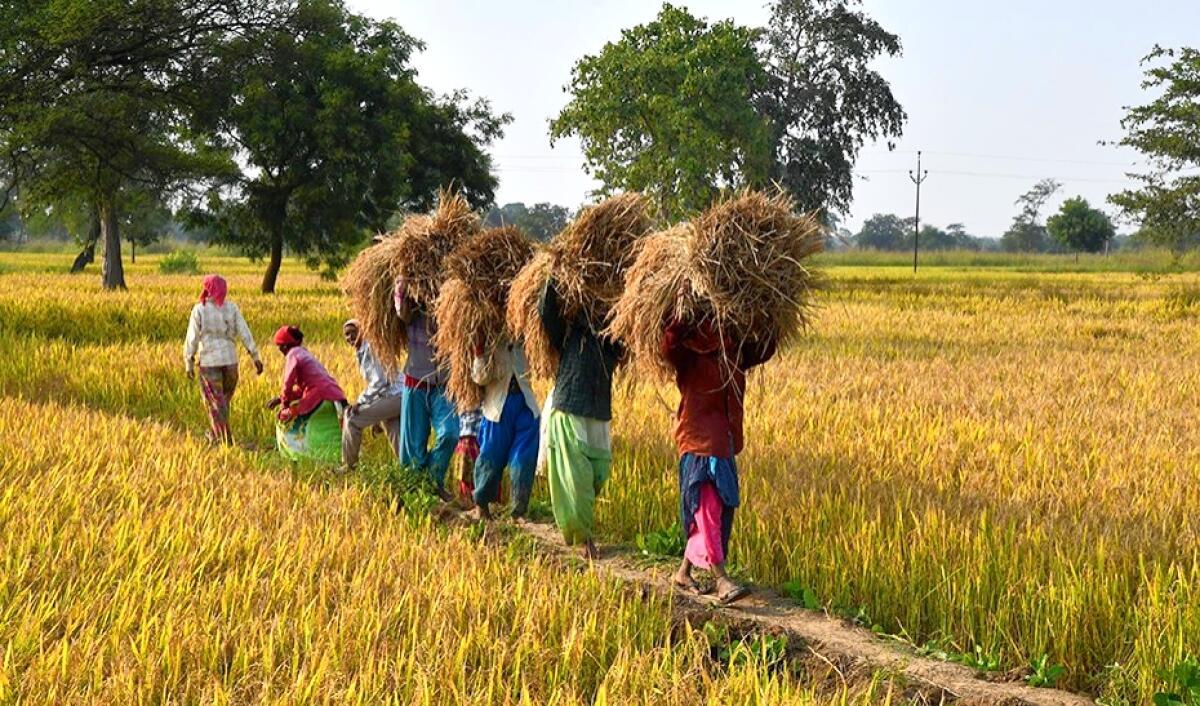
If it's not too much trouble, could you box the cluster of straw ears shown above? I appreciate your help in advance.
[343,187,826,406]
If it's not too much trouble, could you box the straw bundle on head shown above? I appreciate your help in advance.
[389,188,481,307]
[608,189,824,379]
[546,192,653,326]
[342,240,407,374]
[605,224,696,379]
[505,250,558,380]
[433,226,535,411]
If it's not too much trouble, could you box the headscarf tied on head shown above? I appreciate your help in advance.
[273,326,302,347]
[200,275,228,307]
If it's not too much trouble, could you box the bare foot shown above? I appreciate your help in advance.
[469,504,493,522]
[580,540,599,560]
[672,570,703,594]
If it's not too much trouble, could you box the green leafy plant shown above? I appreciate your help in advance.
[635,523,685,558]
[1027,653,1067,688]
[1154,657,1200,705]
[781,580,820,610]
[158,250,200,274]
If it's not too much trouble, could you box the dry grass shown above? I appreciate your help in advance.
[506,250,559,380]
[546,192,653,327]
[609,190,824,379]
[432,225,535,410]
[342,190,480,373]
[342,242,406,374]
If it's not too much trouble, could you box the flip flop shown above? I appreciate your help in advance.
[717,584,751,606]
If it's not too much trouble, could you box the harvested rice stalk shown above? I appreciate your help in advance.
[506,250,558,380]
[433,226,535,411]
[547,192,653,327]
[608,189,824,378]
[342,240,406,374]
[390,188,481,307]
[606,224,697,379]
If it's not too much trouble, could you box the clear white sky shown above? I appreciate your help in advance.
[349,0,1200,237]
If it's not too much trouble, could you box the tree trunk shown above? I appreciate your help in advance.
[130,239,136,264]
[261,224,284,294]
[70,215,101,273]
[100,200,126,290]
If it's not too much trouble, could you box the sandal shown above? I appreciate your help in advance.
[717,584,751,606]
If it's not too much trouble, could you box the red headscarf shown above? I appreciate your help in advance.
[273,325,302,347]
[200,275,228,307]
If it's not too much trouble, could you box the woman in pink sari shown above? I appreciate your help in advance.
[183,275,263,444]
[267,325,347,463]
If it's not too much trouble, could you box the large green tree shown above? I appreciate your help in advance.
[484,202,572,241]
[758,0,907,215]
[1047,197,1115,255]
[550,4,771,220]
[1001,179,1061,253]
[1110,47,1200,252]
[0,0,261,289]
[855,213,909,250]
[196,0,508,292]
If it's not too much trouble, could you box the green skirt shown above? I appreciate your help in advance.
[276,400,343,464]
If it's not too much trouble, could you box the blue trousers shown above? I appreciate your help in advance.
[401,384,460,489]
[473,390,539,515]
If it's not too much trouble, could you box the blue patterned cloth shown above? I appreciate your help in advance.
[678,453,739,542]
[459,408,482,438]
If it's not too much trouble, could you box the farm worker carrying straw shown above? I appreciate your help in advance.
[268,325,347,463]
[539,278,624,559]
[469,336,540,521]
[607,189,824,602]
[183,274,263,445]
[340,319,403,472]
[394,278,460,500]
[663,320,775,605]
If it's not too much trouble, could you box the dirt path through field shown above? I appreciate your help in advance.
[446,510,1096,706]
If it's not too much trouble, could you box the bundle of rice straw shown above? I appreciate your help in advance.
[504,193,652,380]
[546,192,653,326]
[341,188,480,374]
[608,189,824,379]
[505,250,557,380]
[389,188,481,307]
[432,226,535,411]
[342,240,407,374]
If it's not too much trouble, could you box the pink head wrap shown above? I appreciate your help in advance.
[200,275,228,307]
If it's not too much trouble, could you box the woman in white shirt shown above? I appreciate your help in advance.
[183,275,263,444]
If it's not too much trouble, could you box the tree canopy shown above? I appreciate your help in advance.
[758,0,906,216]
[194,0,509,292]
[855,213,910,250]
[1047,197,1115,254]
[1001,179,1061,253]
[550,4,770,221]
[551,0,905,221]
[1110,46,1200,252]
[484,202,572,241]
[0,0,261,289]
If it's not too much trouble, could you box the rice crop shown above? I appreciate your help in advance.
[6,252,1200,703]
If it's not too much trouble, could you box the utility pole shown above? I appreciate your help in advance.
[909,151,928,273]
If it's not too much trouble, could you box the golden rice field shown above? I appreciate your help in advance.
[5,251,1200,703]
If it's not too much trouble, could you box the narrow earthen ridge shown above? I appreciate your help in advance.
[461,512,1095,706]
